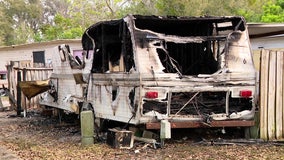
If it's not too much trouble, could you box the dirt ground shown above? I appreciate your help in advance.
[0,109,284,160]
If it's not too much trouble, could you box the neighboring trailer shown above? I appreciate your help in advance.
[40,15,257,131]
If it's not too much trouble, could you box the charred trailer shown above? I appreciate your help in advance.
[40,15,257,136]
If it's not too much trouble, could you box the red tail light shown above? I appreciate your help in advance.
[145,91,158,99]
[240,90,252,98]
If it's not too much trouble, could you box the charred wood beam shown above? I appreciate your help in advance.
[175,92,199,115]
[142,34,227,43]
[16,71,22,116]
[216,26,234,32]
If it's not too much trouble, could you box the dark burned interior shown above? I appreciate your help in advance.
[82,19,134,73]
[134,16,245,75]
[143,92,253,116]
[81,15,246,75]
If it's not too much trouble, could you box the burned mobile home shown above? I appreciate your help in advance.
[40,15,257,132]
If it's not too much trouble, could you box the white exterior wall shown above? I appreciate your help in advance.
[250,36,284,50]
[0,39,82,71]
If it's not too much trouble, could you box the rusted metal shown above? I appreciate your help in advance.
[146,120,255,129]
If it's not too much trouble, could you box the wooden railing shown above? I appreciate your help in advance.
[6,63,53,114]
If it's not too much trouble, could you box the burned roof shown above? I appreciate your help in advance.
[81,15,246,50]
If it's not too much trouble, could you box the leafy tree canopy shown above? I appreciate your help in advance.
[261,0,284,22]
[0,0,281,46]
